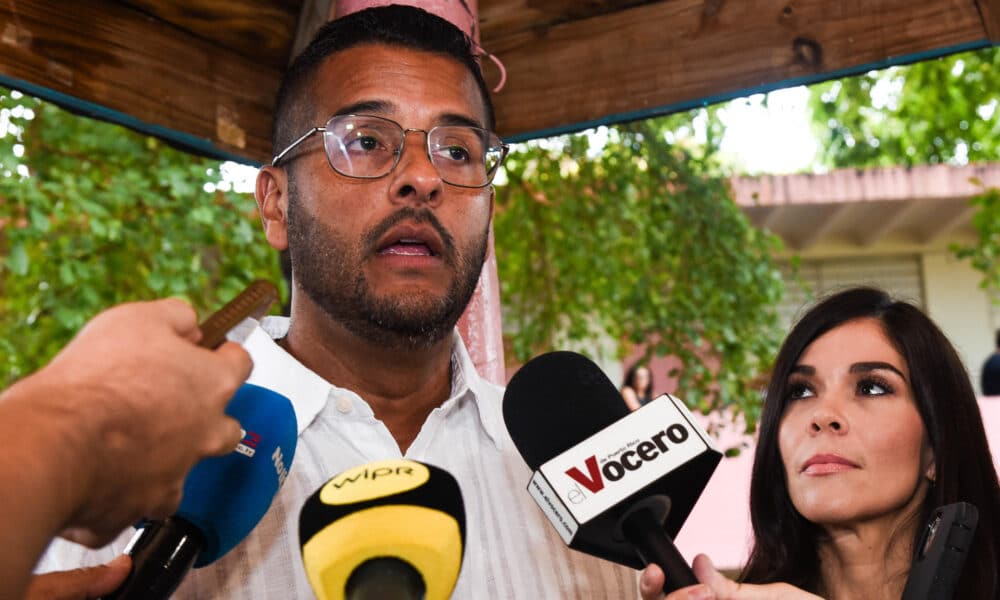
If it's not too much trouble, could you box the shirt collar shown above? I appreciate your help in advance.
[229,317,328,437]
[230,316,503,448]
[445,328,505,449]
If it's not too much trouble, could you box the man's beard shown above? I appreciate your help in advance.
[285,186,488,351]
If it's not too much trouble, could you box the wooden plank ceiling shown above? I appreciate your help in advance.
[0,0,996,165]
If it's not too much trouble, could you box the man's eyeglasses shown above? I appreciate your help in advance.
[271,114,509,189]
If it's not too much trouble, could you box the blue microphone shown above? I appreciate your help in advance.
[102,383,297,599]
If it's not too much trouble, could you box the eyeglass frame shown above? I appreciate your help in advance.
[270,113,510,189]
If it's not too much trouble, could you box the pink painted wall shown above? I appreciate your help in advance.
[674,414,755,570]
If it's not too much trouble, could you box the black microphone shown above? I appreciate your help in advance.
[299,459,466,600]
[502,351,722,594]
[902,502,979,600]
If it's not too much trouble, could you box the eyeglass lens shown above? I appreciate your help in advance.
[322,115,504,187]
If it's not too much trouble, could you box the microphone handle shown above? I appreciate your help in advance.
[621,507,698,594]
[345,557,426,600]
[100,516,205,600]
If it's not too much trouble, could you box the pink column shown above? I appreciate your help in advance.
[332,0,506,384]
[456,229,505,384]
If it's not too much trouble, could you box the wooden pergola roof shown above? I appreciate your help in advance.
[0,1,997,165]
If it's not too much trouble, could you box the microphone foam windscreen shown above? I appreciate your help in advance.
[299,459,465,600]
[503,351,629,469]
[178,383,297,566]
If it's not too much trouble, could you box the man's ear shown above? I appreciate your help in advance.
[255,165,289,251]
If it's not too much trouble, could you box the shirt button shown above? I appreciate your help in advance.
[335,395,353,414]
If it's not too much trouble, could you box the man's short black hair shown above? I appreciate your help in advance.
[995,328,1000,348]
[272,4,495,157]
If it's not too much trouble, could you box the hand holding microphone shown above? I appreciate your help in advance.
[94,281,298,600]
[299,459,465,600]
[6,282,279,600]
[55,281,280,547]
[17,297,255,549]
[656,554,824,600]
[99,382,297,600]
[502,351,722,595]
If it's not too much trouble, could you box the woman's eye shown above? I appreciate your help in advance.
[858,379,891,396]
[787,383,814,400]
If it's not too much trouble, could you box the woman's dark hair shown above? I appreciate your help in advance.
[272,4,495,157]
[622,363,654,398]
[741,287,1000,598]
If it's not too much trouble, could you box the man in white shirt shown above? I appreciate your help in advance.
[37,5,641,598]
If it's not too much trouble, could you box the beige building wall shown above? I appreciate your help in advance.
[771,233,998,392]
[921,250,995,392]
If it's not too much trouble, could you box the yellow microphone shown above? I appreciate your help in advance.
[299,459,465,600]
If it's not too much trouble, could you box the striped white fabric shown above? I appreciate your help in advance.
[38,317,639,599]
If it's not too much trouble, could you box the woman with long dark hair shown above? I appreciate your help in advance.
[622,362,654,411]
[645,287,1000,599]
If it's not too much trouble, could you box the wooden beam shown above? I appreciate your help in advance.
[794,204,850,250]
[854,202,916,247]
[0,1,280,162]
[292,0,332,62]
[740,204,781,231]
[975,0,1000,41]
[483,0,991,141]
[916,204,976,244]
[480,0,663,40]
[524,0,658,21]
[119,0,300,68]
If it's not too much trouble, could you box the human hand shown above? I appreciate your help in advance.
[23,555,131,600]
[29,298,252,546]
[642,555,823,600]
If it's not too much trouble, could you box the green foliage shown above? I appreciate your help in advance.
[0,89,784,432]
[806,47,1000,300]
[808,46,1000,168]
[495,115,785,430]
[952,185,1000,291]
[0,89,283,387]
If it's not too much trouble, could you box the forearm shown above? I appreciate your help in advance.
[622,389,641,411]
[0,374,94,600]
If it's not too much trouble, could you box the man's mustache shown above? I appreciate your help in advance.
[362,207,457,263]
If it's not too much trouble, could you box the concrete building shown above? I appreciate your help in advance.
[735,162,1000,391]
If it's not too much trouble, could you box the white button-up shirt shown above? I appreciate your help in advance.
[39,317,639,598]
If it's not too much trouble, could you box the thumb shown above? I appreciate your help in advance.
[213,341,254,384]
[692,554,725,585]
[79,555,132,597]
[692,554,743,598]
[639,563,665,599]
[692,554,808,600]
[25,555,132,600]
[153,297,201,343]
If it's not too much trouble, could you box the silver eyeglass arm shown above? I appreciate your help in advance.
[271,127,326,166]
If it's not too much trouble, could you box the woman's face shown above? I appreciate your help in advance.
[634,367,651,392]
[778,318,934,528]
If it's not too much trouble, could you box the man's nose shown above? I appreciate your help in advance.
[389,130,443,207]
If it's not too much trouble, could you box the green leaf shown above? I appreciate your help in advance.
[0,85,285,389]
[6,243,29,275]
[28,207,51,232]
